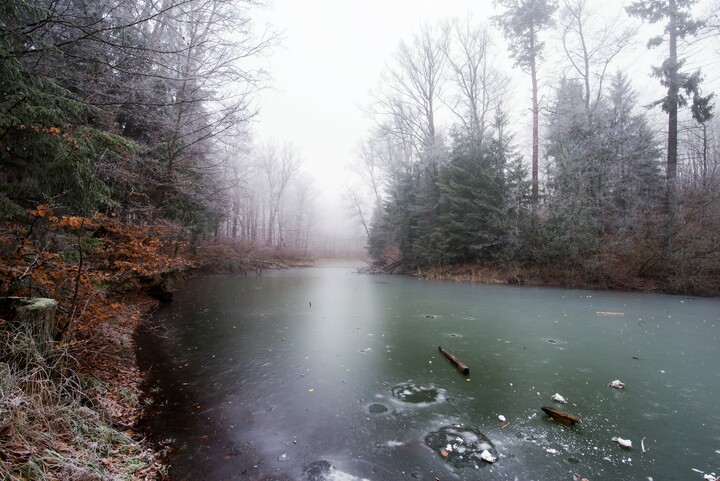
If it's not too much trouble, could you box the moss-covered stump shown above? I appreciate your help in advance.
[0,296,59,343]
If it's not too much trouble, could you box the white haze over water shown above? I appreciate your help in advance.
[251,0,720,254]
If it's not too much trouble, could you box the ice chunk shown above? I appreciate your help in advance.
[479,450,496,463]
[612,436,632,448]
[551,393,567,403]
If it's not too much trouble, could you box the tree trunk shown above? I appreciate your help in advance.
[530,51,540,207]
[667,0,678,207]
[1,297,59,347]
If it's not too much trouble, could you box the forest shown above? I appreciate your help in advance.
[353,0,720,295]
[0,0,719,478]
[0,0,306,478]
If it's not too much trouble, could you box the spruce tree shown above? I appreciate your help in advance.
[626,0,715,203]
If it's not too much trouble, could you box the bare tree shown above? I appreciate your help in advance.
[258,141,302,246]
[156,0,274,211]
[282,174,318,253]
[442,17,510,144]
[355,136,388,205]
[0,0,276,220]
[374,23,447,163]
[344,186,373,239]
[346,128,409,245]
[559,0,636,119]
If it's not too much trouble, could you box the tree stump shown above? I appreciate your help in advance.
[0,296,59,345]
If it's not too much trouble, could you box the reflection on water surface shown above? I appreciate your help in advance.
[138,266,720,481]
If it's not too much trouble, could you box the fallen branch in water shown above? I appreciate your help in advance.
[541,406,583,425]
[438,346,470,375]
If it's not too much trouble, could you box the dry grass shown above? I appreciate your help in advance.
[0,321,161,480]
[195,238,314,273]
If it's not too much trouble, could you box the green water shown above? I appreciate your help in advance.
[138,265,720,481]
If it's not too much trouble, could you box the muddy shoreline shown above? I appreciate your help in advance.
[370,261,714,295]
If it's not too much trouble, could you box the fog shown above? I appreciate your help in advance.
[246,0,720,258]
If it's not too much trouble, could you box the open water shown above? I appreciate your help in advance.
[137,265,720,480]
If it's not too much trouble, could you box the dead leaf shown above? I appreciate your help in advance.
[0,446,32,463]
[0,425,15,438]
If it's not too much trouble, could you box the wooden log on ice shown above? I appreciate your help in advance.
[438,346,470,375]
[541,406,583,425]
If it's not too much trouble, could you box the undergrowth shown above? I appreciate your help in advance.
[0,323,152,480]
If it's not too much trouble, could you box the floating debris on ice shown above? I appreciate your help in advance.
[612,437,632,448]
[425,425,497,469]
[608,380,626,389]
[480,450,497,463]
[542,406,583,425]
[551,393,568,404]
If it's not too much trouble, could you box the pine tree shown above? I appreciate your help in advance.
[433,132,507,264]
[493,0,558,206]
[626,0,715,203]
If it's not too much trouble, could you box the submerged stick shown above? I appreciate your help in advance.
[541,406,583,425]
[438,346,470,375]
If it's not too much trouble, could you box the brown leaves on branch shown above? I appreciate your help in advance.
[0,205,195,338]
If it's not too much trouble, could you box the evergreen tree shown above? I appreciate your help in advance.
[604,73,664,219]
[432,132,507,265]
[544,75,662,265]
[383,171,419,264]
[493,0,558,206]
[626,0,715,202]
[0,1,133,216]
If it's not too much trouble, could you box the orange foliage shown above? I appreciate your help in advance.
[0,207,195,338]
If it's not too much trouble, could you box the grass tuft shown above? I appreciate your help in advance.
[0,322,153,480]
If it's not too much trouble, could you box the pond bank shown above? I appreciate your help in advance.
[0,291,168,480]
[0,257,311,479]
[371,261,702,295]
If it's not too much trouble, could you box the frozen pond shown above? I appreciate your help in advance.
[138,265,720,480]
